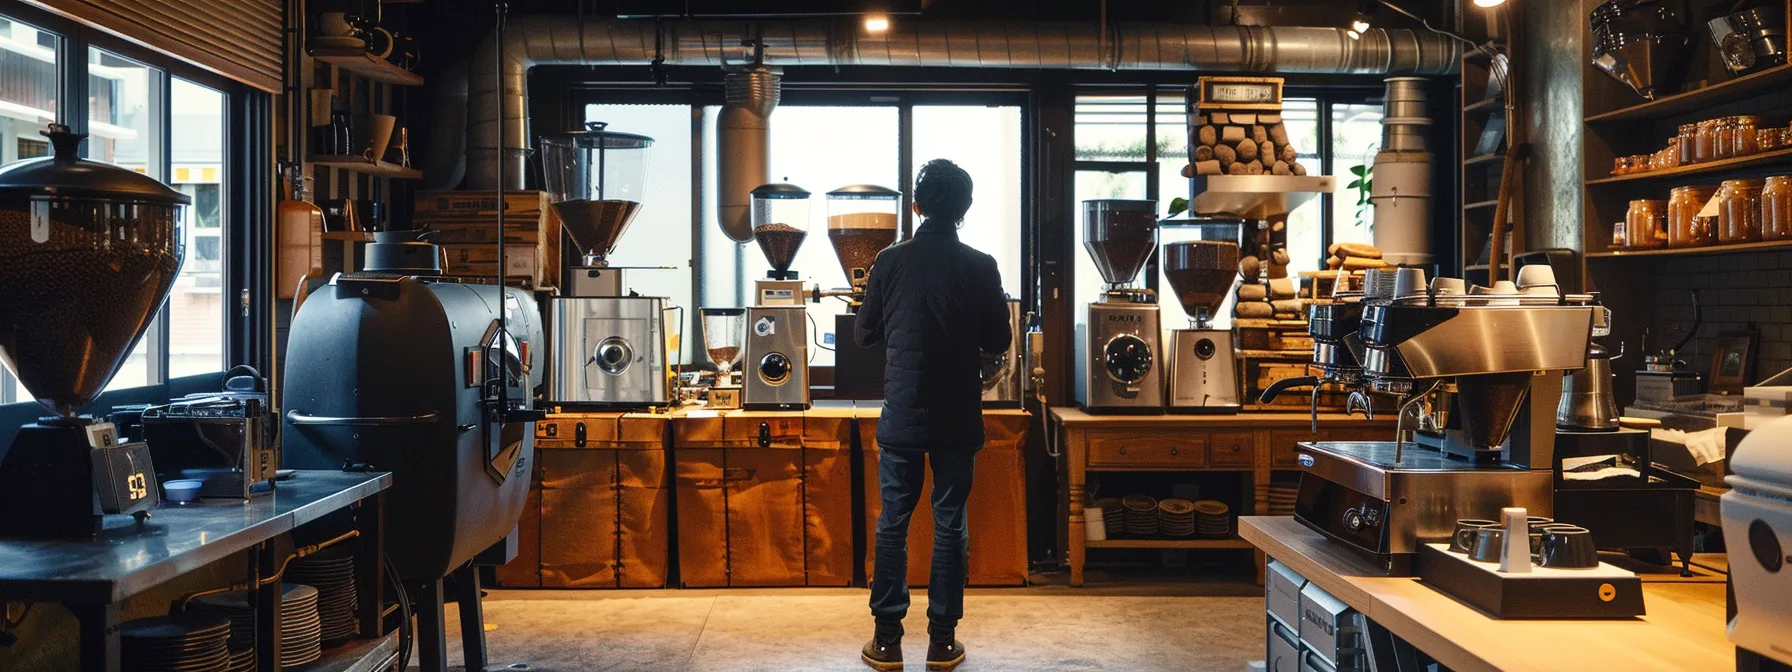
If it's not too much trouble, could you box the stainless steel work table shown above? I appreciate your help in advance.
[0,470,392,672]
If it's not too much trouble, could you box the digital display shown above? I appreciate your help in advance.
[1210,83,1276,103]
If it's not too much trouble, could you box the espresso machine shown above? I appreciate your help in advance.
[540,122,673,409]
[827,185,901,400]
[744,184,814,410]
[0,125,186,537]
[981,299,1025,408]
[1269,268,1597,574]
[1076,199,1164,413]
[1162,225,1242,413]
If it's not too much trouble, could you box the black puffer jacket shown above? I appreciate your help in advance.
[854,219,1011,452]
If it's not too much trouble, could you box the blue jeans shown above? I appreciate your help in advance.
[868,446,977,638]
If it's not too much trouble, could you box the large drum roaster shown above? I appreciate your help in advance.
[282,263,543,581]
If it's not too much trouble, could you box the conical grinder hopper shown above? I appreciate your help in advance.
[1162,240,1239,324]
[0,125,188,417]
[1083,199,1158,289]
[541,122,654,265]
[750,183,811,277]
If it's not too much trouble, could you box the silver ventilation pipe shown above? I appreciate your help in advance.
[1370,76,1434,267]
[422,59,469,190]
[459,17,1461,193]
[717,63,780,242]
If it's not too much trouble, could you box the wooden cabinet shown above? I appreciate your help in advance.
[496,413,671,589]
[1051,408,1394,586]
[672,409,853,588]
[860,409,1032,587]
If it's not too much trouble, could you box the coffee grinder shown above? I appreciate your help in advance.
[701,307,746,410]
[1162,224,1242,412]
[0,125,187,537]
[744,183,813,410]
[541,122,674,409]
[1075,199,1165,413]
[827,184,901,400]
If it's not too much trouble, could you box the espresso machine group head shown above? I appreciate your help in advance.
[1075,199,1164,413]
[541,122,674,410]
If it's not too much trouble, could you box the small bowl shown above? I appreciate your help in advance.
[163,479,204,504]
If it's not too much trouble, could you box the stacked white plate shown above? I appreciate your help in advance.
[187,583,321,670]
[287,545,358,643]
[121,615,231,672]
[1193,500,1233,537]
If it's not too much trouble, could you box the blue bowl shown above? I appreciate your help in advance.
[163,479,204,503]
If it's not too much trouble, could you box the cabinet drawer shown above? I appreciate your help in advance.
[1209,431,1255,468]
[1087,431,1208,468]
[1270,429,1320,468]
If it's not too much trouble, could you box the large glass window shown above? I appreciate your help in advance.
[583,103,695,361]
[912,105,1024,296]
[167,78,225,379]
[0,16,57,403]
[92,50,165,391]
[1330,102,1385,248]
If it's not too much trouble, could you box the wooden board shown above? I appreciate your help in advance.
[1239,516,1733,672]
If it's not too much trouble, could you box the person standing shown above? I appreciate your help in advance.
[854,158,1012,671]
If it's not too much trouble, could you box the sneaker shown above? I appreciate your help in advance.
[861,635,902,671]
[926,639,966,671]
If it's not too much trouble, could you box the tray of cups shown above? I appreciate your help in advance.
[1419,515,1644,619]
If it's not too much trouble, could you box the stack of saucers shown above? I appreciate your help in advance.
[1122,494,1160,536]
[1193,500,1233,537]
[1158,498,1197,537]
[287,545,358,643]
[120,615,231,672]
[186,593,255,671]
[1096,497,1126,534]
[1267,483,1298,516]
[188,584,321,670]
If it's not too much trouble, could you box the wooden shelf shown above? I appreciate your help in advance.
[1587,146,1792,185]
[309,48,424,86]
[1086,537,1254,550]
[1462,97,1504,115]
[1586,63,1792,125]
[312,155,422,179]
[1587,238,1792,259]
[1464,199,1498,211]
[1463,153,1505,167]
[291,631,399,672]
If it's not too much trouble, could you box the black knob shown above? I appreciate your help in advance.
[1749,519,1784,574]
[1103,335,1154,384]
[1343,508,1365,533]
[1194,337,1217,360]
[760,353,792,385]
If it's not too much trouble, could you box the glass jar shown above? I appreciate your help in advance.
[1695,119,1718,162]
[1760,127,1782,152]
[1715,117,1737,159]
[1765,176,1792,241]
[1679,123,1699,164]
[1718,178,1764,243]
[1734,116,1762,156]
[1668,185,1717,248]
[1625,199,1668,249]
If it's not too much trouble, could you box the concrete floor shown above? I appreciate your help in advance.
[413,584,1267,672]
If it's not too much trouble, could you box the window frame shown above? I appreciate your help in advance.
[0,1,258,404]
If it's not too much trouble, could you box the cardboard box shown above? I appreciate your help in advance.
[417,190,563,289]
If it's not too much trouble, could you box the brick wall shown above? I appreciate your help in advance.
[1648,250,1792,385]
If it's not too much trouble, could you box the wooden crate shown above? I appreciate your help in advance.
[1235,318,1313,353]
[498,413,670,589]
[671,410,854,588]
[860,410,1031,587]
[414,190,563,289]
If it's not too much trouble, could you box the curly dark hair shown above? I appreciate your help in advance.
[914,158,974,226]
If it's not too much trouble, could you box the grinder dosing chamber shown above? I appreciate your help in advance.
[541,121,653,266]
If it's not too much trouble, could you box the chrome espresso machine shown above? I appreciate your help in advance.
[1264,268,1596,574]
[540,122,674,410]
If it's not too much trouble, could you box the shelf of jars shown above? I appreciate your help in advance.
[1596,176,1792,258]
[1589,146,1792,185]
[1588,238,1792,259]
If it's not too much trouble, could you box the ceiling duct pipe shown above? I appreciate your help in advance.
[460,17,1461,195]
[1371,76,1434,267]
[718,61,780,242]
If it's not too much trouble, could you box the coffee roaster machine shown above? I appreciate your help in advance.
[0,125,188,538]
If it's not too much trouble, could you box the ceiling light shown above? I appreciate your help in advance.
[1473,0,1507,6]
[864,15,890,33]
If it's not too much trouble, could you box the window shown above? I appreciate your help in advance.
[167,78,225,379]
[90,49,164,390]
[913,105,1024,296]
[583,103,696,361]
[0,16,58,403]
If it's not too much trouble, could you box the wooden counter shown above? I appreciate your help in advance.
[1240,516,1732,672]
[1050,407,1394,586]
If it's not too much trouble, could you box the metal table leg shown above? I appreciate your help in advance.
[454,564,488,671]
[71,602,120,672]
[254,543,284,672]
